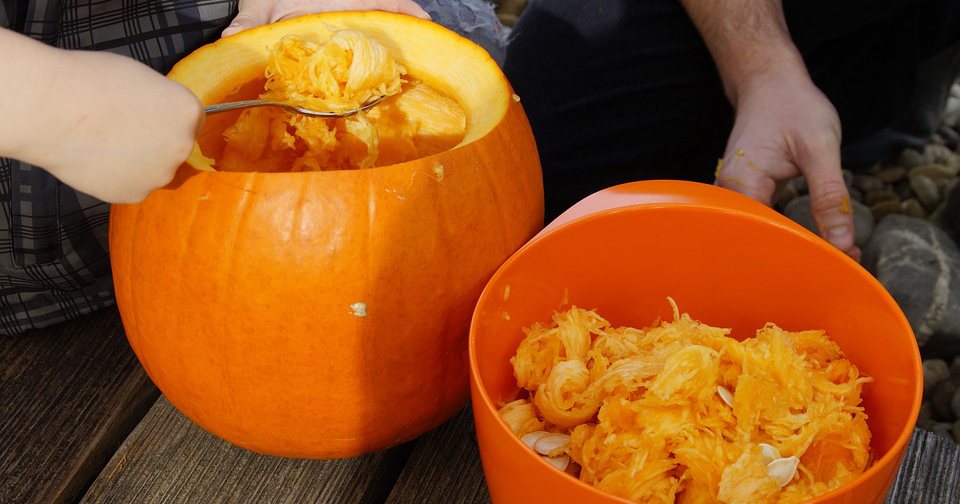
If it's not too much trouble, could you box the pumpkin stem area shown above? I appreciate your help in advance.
[193,29,467,173]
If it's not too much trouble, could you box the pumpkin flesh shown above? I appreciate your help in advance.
[213,30,466,173]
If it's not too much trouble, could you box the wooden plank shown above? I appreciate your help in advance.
[386,405,490,504]
[81,397,416,503]
[885,429,960,504]
[389,405,960,504]
[0,308,159,504]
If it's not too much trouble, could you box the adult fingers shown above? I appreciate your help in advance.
[377,0,431,19]
[222,0,273,37]
[714,149,779,207]
[797,135,858,257]
[316,0,431,19]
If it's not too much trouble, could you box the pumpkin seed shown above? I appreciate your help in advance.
[533,433,571,457]
[757,443,781,465]
[766,456,800,488]
[543,454,570,471]
[520,431,548,450]
[717,386,734,407]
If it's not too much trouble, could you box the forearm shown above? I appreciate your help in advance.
[0,28,65,165]
[678,0,808,106]
[0,27,203,203]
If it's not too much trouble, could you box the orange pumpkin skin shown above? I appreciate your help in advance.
[109,12,543,458]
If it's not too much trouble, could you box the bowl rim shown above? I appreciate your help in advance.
[469,199,923,503]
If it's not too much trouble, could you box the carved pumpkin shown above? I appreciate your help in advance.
[109,12,543,458]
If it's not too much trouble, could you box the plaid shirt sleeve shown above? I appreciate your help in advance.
[0,0,236,334]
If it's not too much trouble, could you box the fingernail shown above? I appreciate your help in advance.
[826,226,853,250]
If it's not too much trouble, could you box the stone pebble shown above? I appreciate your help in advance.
[901,198,927,218]
[853,174,884,193]
[910,163,959,180]
[898,148,931,168]
[863,216,960,358]
[944,88,960,128]
[933,421,956,442]
[909,173,942,211]
[870,200,902,221]
[865,189,900,206]
[931,380,958,421]
[849,187,863,203]
[938,125,960,150]
[919,401,935,424]
[895,179,914,200]
[874,166,908,183]
[953,386,960,420]
[924,359,951,394]
[944,90,960,128]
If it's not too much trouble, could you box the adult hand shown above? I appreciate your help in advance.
[32,50,203,204]
[715,72,858,259]
[222,0,431,37]
[677,0,858,259]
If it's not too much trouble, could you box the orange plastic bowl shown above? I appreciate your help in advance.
[469,181,922,504]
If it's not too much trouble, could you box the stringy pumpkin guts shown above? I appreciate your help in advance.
[498,299,872,503]
[218,30,466,172]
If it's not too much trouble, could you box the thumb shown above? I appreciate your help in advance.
[222,0,272,37]
[801,146,858,257]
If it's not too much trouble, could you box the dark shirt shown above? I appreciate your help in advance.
[504,0,960,219]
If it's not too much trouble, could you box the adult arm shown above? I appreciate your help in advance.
[0,28,203,203]
[678,0,858,258]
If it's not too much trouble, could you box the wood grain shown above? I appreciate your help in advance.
[81,397,416,504]
[386,405,490,504]
[0,308,158,504]
[885,429,960,504]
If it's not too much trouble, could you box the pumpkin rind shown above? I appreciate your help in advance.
[109,12,543,458]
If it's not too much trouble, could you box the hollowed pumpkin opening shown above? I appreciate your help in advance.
[177,16,508,174]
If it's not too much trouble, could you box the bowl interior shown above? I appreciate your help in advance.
[472,204,920,480]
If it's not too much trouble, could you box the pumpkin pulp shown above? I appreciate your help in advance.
[502,301,872,504]
[194,29,467,173]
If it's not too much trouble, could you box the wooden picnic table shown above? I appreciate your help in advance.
[3,307,959,504]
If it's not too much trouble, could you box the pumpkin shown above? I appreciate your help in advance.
[108,12,543,458]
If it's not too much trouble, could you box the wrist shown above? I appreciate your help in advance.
[721,44,808,109]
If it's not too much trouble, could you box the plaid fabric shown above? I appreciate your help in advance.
[0,0,236,334]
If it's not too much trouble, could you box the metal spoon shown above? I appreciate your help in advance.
[204,95,385,118]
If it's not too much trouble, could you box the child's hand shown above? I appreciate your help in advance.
[30,50,204,204]
[222,0,431,37]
